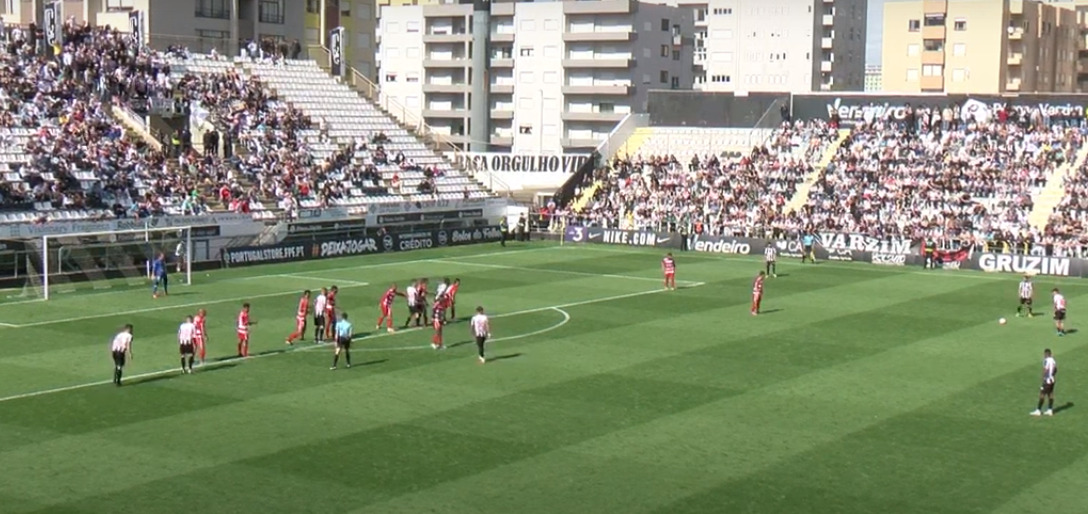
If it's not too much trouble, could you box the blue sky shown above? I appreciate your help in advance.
[866,0,885,65]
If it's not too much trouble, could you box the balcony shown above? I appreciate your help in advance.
[422,108,469,118]
[820,60,833,73]
[490,58,514,68]
[490,110,514,120]
[423,33,472,43]
[821,37,833,49]
[923,0,948,13]
[1008,27,1024,40]
[920,74,944,91]
[490,84,514,94]
[423,58,470,68]
[562,31,635,42]
[822,14,834,26]
[563,58,634,68]
[1006,78,1022,91]
[422,4,472,17]
[491,32,515,43]
[562,85,632,95]
[1007,52,1023,65]
[563,0,632,15]
[1079,58,1088,72]
[422,83,470,93]
[922,25,946,40]
[921,50,944,65]
[561,137,603,148]
[561,111,627,122]
[490,135,513,146]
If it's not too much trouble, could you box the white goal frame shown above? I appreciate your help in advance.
[41,226,192,300]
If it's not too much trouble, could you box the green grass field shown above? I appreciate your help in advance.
[1,241,1086,514]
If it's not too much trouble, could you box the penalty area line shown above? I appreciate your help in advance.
[0,285,695,403]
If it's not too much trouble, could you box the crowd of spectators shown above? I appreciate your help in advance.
[567,110,1088,250]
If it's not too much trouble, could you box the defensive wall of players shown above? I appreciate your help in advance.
[559,226,1083,279]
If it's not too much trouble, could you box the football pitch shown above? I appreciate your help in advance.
[1,241,1086,514]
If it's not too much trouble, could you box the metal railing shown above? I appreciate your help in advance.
[194,7,231,20]
[306,45,511,196]
[594,112,649,162]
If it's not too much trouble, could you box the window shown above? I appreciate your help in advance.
[906,68,919,81]
[711,29,733,39]
[518,97,533,109]
[259,0,284,24]
[642,74,651,84]
[908,19,920,32]
[520,20,536,31]
[671,76,680,89]
[406,21,420,33]
[544,19,558,31]
[406,73,419,83]
[543,45,558,58]
[196,0,229,19]
[106,0,135,9]
[306,0,319,13]
[643,48,652,58]
[907,44,920,57]
[405,46,418,58]
[924,14,945,26]
[661,19,670,31]
[672,50,680,61]
[519,71,534,83]
[952,43,965,57]
[923,39,943,52]
[712,8,733,15]
[519,125,533,134]
[954,19,966,31]
[922,64,942,76]
[661,45,669,57]
[659,70,669,83]
[543,71,558,84]
[519,47,534,57]
[951,69,965,82]
[340,0,350,17]
[599,102,614,113]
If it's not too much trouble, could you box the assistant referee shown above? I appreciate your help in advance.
[331,312,354,370]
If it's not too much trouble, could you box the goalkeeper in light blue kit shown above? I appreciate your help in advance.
[151,252,169,299]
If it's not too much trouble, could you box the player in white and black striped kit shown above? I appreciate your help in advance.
[178,316,197,374]
[403,280,423,328]
[1016,275,1034,318]
[764,243,777,277]
[471,306,491,364]
[1031,348,1058,416]
[110,325,134,386]
[313,287,328,343]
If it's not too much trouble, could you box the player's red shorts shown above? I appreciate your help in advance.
[664,272,675,278]
[193,335,205,347]
[380,303,392,317]
[326,308,335,320]
[237,331,249,343]
[295,316,306,332]
[433,318,443,330]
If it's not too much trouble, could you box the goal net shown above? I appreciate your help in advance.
[20,226,192,300]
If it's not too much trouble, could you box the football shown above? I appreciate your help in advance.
[999,318,1007,325]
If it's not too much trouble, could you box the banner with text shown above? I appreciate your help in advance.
[564,226,683,249]
[223,226,504,266]
[451,153,591,191]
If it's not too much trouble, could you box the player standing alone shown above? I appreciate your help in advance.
[178,315,196,374]
[151,252,168,298]
[431,293,450,349]
[662,253,676,290]
[1053,288,1067,336]
[110,324,134,386]
[193,308,207,364]
[471,306,491,364]
[1030,348,1058,416]
[376,283,403,333]
[446,278,461,321]
[801,233,816,264]
[751,271,766,316]
[1016,275,1034,318]
[285,290,311,345]
[764,243,777,277]
[237,303,253,357]
[331,312,353,370]
[313,288,328,343]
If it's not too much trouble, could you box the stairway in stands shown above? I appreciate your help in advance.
[784,129,851,213]
[1029,144,1088,229]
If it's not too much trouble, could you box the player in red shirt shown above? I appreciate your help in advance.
[751,271,766,316]
[662,253,677,290]
[445,278,461,321]
[237,303,253,357]
[324,285,338,340]
[376,283,404,333]
[431,294,451,349]
[193,308,207,364]
[285,290,312,345]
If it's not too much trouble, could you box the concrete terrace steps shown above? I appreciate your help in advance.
[784,128,851,213]
[614,127,653,160]
[1029,143,1088,230]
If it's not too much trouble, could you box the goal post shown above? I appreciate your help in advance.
[31,226,192,300]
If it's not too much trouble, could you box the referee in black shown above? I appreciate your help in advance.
[331,312,353,370]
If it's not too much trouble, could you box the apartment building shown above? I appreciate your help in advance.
[864,64,882,91]
[882,0,1079,94]
[302,0,378,79]
[377,0,694,154]
[673,0,867,93]
[1050,0,1088,91]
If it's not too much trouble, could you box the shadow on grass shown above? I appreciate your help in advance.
[1055,402,1075,413]
[489,353,522,362]
[132,363,240,385]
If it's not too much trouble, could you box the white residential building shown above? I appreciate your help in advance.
[676,0,867,92]
[377,0,694,154]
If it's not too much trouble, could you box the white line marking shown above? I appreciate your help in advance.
[353,307,571,352]
[0,247,556,328]
[271,274,370,287]
[0,286,696,403]
[429,259,703,286]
